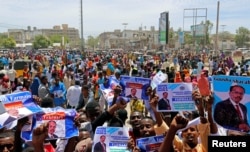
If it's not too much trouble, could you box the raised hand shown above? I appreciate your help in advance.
[170,115,189,131]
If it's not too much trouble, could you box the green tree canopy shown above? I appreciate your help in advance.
[235,27,250,48]
[49,35,69,44]
[2,37,16,49]
[33,35,51,49]
[86,35,99,49]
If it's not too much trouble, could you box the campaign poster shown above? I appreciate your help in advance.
[93,127,130,152]
[99,75,124,106]
[151,71,167,89]
[121,76,154,119]
[156,83,194,112]
[120,76,151,100]
[213,75,250,133]
[136,135,164,152]
[0,91,43,128]
[21,107,79,141]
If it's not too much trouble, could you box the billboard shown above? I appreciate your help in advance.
[159,12,169,45]
[179,31,184,44]
[190,24,206,37]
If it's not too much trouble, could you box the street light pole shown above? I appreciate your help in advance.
[221,25,226,50]
[122,23,128,51]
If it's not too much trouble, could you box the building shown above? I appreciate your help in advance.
[7,24,80,47]
[99,26,159,50]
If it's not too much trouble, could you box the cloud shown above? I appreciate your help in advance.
[0,0,249,36]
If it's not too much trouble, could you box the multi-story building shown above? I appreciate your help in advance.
[7,24,80,47]
[99,26,159,50]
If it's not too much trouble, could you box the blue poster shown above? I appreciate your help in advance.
[93,127,130,152]
[120,76,151,100]
[0,91,43,129]
[156,83,194,111]
[21,107,79,141]
[213,75,250,133]
[136,135,164,152]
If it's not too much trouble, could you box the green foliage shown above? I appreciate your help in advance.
[184,32,193,44]
[33,35,51,49]
[2,37,16,48]
[86,35,99,49]
[49,35,69,44]
[235,27,250,48]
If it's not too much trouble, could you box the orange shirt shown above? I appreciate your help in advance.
[88,61,93,68]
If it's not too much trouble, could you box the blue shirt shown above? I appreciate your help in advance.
[49,82,66,106]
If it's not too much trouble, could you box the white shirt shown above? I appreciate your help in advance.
[7,69,16,81]
[66,85,82,107]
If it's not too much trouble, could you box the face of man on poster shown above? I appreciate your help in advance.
[229,86,244,104]
[48,121,56,135]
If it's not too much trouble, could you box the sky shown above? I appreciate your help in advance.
[0,0,249,37]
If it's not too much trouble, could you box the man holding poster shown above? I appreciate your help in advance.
[214,85,250,132]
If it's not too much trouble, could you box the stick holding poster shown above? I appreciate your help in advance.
[156,83,195,112]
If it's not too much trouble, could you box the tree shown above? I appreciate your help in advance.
[33,35,51,49]
[86,35,99,50]
[198,20,213,46]
[2,37,16,49]
[0,34,8,48]
[235,27,250,48]
[49,35,69,44]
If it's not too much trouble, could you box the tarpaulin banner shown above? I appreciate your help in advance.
[0,91,43,129]
[93,126,130,152]
[21,107,79,141]
[136,135,165,152]
[213,75,250,133]
[156,83,195,111]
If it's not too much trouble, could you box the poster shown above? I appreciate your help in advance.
[0,91,43,128]
[136,135,164,152]
[151,71,167,90]
[93,127,130,152]
[21,107,79,141]
[156,83,195,112]
[213,75,250,133]
[121,76,155,119]
[121,76,151,100]
[99,75,125,106]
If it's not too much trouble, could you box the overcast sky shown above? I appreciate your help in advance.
[0,0,249,37]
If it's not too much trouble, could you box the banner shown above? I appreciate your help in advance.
[93,127,130,152]
[99,75,125,106]
[151,71,167,90]
[121,76,151,100]
[21,107,79,141]
[0,91,43,129]
[136,135,164,152]
[156,83,195,111]
[213,75,250,133]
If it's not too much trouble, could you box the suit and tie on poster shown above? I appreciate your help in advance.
[213,75,250,133]
[93,127,130,152]
[156,83,194,112]
[21,107,79,141]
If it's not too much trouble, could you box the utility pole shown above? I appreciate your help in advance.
[215,1,220,54]
[80,0,84,52]
[122,23,128,51]
[221,25,226,51]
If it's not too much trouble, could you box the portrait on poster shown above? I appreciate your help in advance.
[213,75,250,133]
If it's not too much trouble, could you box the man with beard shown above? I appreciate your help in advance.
[214,85,249,132]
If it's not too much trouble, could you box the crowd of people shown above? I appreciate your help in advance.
[0,49,249,152]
